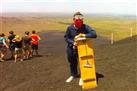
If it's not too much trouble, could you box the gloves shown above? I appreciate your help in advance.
[74,33,86,42]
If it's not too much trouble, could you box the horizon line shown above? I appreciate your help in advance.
[1,12,136,16]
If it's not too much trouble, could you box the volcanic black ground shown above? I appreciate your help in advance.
[0,31,136,91]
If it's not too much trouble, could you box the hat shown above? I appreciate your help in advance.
[73,12,84,19]
[73,12,83,16]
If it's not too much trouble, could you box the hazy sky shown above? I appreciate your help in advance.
[1,0,137,15]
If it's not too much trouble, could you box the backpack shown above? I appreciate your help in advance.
[23,36,32,45]
[0,37,5,46]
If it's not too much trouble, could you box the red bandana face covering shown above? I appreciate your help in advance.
[74,19,83,29]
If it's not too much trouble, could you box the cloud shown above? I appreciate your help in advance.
[3,0,136,3]
[3,0,69,2]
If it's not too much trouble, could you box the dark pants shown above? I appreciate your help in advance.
[66,47,78,77]
[32,44,38,50]
[9,43,15,51]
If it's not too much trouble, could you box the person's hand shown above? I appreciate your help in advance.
[73,41,77,46]
[79,33,86,37]
[74,33,86,42]
[74,35,79,42]
[77,33,86,38]
[5,45,9,49]
[73,42,77,49]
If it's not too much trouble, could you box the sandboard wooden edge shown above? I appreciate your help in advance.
[77,38,97,90]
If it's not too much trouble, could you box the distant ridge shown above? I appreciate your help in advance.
[1,12,136,19]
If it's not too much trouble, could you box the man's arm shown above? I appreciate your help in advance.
[3,38,9,48]
[85,25,97,38]
[64,27,74,44]
[12,38,16,42]
[37,35,41,41]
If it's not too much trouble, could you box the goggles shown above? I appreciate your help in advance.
[74,15,84,20]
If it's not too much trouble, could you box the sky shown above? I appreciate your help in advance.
[1,0,137,16]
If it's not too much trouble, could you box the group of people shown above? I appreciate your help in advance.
[0,30,41,62]
[1,12,97,86]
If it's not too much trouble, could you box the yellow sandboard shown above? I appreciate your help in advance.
[76,38,97,90]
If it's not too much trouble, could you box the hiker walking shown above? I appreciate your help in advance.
[30,30,41,56]
[8,31,16,59]
[0,33,9,62]
[12,35,24,62]
[22,31,32,59]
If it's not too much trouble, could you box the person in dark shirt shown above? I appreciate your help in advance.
[12,35,23,62]
[64,12,97,83]
[8,31,16,59]
[22,31,32,59]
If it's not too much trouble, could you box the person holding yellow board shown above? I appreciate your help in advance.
[64,12,97,85]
